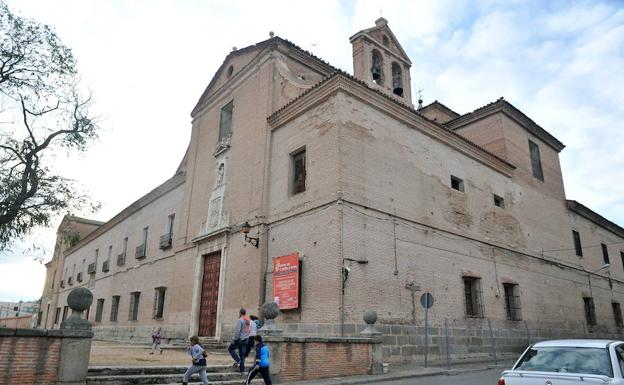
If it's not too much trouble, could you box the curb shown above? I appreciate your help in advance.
[283,362,513,385]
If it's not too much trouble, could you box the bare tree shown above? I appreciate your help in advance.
[0,1,99,251]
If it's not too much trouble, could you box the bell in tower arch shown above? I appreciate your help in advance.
[371,49,384,85]
[392,62,403,97]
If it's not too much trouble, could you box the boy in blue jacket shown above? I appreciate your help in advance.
[244,335,271,385]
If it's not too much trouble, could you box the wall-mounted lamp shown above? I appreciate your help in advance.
[242,221,259,248]
[343,257,369,264]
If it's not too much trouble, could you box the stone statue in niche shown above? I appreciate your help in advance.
[216,163,224,186]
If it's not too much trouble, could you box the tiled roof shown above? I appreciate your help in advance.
[420,100,460,118]
[567,200,624,238]
[444,97,565,152]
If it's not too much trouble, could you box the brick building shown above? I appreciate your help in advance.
[39,19,624,362]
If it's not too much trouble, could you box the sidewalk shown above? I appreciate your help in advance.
[283,360,514,385]
[88,340,233,366]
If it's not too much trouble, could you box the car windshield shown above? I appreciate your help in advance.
[515,346,612,377]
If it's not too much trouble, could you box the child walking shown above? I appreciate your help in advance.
[182,336,210,385]
[150,326,162,354]
[244,335,271,385]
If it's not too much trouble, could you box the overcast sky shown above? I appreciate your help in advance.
[1,0,623,302]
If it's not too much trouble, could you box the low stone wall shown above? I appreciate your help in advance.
[263,320,624,366]
[264,336,382,382]
[0,327,91,385]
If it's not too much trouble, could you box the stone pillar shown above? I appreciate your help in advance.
[258,302,282,336]
[360,310,383,375]
[57,287,93,385]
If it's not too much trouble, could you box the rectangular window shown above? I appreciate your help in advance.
[110,295,120,322]
[583,297,596,326]
[451,175,464,192]
[572,230,583,257]
[136,227,148,258]
[621,252,624,272]
[167,214,175,235]
[529,140,544,181]
[613,302,623,328]
[129,291,141,321]
[291,148,306,195]
[153,287,167,319]
[218,101,233,142]
[503,283,521,321]
[95,299,104,322]
[54,307,61,324]
[463,277,482,317]
[602,243,610,264]
[62,305,69,322]
[493,194,505,208]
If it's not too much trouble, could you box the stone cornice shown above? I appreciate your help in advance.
[268,73,515,177]
[63,173,186,258]
[567,200,624,239]
[445,98,565,152]
[191,227,230,244]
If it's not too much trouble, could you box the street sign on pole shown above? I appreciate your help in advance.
[420,292,434,367]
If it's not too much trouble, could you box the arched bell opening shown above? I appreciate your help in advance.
[371,49,384,86]
[392,62,403,97]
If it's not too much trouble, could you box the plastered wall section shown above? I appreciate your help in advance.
[179,48,327,246]
[242,92,344,326]
[333,91,623,332]
[454,113,624,279]
[182,49,329,330]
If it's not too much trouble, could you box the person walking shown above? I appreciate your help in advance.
[244,315,259,359]
[244,335,272,385]
[228,308,250,373]
[150,326,163,354]
[182,335,210,385]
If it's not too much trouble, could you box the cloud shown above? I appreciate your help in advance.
[0,260,46,302]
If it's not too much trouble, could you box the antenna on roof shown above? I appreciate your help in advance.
[417,87,424,110]
[269,31,274,38]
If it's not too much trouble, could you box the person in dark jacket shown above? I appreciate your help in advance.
[244,335,271,385]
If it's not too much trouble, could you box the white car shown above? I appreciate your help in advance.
[498,340,624,384]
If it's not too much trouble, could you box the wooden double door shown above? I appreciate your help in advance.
[198,251,221,336]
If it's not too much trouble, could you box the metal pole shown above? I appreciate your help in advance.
[445,317,451,370]
[488,318,498,365]
[424,304,429,368]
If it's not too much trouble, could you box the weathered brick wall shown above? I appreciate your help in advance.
[275,339,372,381]
[0,331,61,385]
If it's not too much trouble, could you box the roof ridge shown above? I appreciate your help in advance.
[444,97,565,152]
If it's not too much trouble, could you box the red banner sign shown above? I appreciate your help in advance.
[273,253,300,310]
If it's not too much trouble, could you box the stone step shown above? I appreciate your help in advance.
[88,365,233,376]
[88,379,261,385]
[198,338,229,351]
[86,372,260,385]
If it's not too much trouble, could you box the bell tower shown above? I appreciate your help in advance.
[350,18,413,106]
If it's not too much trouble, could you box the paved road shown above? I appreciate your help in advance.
[370,368,503,385]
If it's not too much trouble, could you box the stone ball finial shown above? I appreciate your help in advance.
[261,301,279,320]
[67,287,93,312]
[363,309,377,325]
